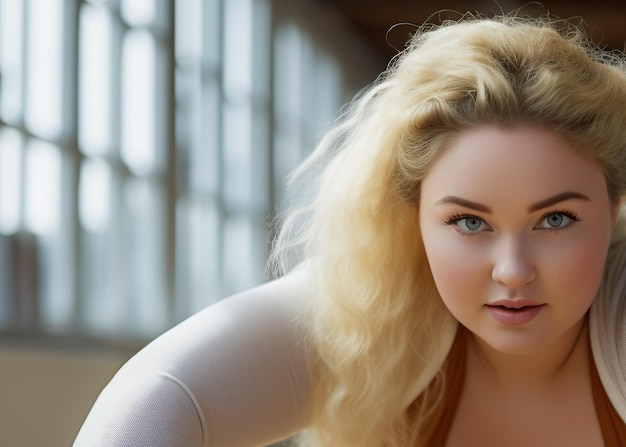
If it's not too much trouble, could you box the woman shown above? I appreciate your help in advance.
[74,14,626,446]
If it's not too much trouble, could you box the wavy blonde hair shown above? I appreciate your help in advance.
[270,14,626,447]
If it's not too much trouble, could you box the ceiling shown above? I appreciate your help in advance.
[315,1,626,70]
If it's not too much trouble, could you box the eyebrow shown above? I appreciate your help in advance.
[527,191,591,212]
[435,196,491,213]
[436,191,591,214]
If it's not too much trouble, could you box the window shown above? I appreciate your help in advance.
[0,0,377,340]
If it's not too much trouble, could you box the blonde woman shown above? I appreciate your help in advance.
[74,15,626,446]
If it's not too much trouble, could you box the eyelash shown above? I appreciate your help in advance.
[443,209,581,236]
[444,213,487,237]
[539,209,581,233]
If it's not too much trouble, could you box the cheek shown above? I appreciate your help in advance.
[549,236,608,307]
[422,231,489,306]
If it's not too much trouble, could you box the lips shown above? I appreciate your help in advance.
[485,301,546,325]
[487,299,543,309]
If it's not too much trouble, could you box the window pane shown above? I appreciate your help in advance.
[177,199,220,316]
[223,0,252,96]
[80,162,122,335]
[223,102,270,211]
[0,0,25,122]
[79,159,123,335]
[273,130,303,211]
[124,178,167,335]
[273,23,308,210]
[0,127,23,234]
[223,102,252,207]
[223,215,266,296]
[25,0,64,138]
[175,0,220,66]
[40,230,74,332]
[79,158,112,233]
[81,220,124,334]
[195,81,220,193]
[176,69,220,194]
[274,23,305,120]
[175,0,202,63]
[249,0,270,97]
[175,199,189,321]
[24,141,72,331]
[175,68,200,190]
[79,4,113,156]
[121,0,155,27]
[121,30,157,175]
[310,49,342,139]
[24,140,61,236]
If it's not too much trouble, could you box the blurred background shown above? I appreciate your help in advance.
[0,0,624,445]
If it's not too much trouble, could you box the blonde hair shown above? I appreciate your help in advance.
[271,14,626,447]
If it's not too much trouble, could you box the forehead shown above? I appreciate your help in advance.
[421,124,608,204]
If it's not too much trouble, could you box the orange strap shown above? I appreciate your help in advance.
[417,328,626,446]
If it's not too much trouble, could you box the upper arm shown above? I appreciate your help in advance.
[73,372,204,447]
[73,266,313,447]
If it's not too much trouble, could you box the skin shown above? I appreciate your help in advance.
[419,124,619,446]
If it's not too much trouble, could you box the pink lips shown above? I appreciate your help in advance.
[485,300,546,325]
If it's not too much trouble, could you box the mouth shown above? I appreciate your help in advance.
[486,298,544,309]
[486,304,542,311]
[485,303,546,325]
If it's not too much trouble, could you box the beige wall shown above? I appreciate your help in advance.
[0,343,134,447]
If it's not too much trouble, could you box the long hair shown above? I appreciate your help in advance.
[270,14,626,447]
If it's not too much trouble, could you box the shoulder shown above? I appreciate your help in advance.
[74,263,313,446]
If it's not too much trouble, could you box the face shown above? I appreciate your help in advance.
[419,124,618,355]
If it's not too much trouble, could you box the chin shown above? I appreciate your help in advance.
[473,329,555,356]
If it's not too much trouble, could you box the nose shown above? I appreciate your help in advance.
[491,236,536,289]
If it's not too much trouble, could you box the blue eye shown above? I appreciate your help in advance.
[537,211,580,230]
[546,213,565,228]
[445,215,488,234]
[462,217,483,232]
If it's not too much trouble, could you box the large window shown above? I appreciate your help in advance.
[0,0,377,340]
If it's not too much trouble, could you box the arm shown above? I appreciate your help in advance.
[73,266,313,447]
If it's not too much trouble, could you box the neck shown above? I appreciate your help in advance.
[466,316,589,390]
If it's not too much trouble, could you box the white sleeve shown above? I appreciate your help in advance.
[73,267,313,447]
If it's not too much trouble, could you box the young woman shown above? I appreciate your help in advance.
[74,15,626,447]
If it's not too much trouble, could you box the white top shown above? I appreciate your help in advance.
[73,263,626,446]
[73,267,312,447]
